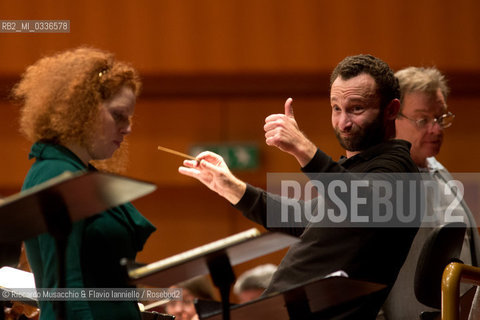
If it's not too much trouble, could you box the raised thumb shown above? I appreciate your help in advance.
[284,97,294,118]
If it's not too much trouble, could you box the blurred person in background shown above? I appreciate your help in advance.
[233,264,277,303]
[164,276,217,320]
[380,67,480,319]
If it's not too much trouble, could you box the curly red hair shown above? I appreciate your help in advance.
[13,47,141,146]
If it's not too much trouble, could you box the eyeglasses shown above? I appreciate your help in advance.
[398,112,455,129]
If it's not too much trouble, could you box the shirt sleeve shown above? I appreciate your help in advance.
[234,184,306,237]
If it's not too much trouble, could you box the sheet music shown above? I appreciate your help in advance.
[0,266,36,289]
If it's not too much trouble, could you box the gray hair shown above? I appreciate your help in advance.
[233,264,277,295]
[395,67,449,107]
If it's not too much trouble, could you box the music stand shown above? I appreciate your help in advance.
[128,229,299,320]
[0,171,157,319]
[199,276,386,320]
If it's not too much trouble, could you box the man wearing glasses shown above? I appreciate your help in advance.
[380,67,480,319]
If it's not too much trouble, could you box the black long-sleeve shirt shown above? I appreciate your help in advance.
[234,140,419,319]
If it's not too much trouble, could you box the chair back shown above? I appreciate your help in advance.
[414,222,466,309]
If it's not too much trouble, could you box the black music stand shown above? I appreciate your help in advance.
[0,171,157,320]
[199,276,386,320]
[128,229,299,320]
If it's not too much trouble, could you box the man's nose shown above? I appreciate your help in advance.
[428,121,443,135]
[338,112,353,131]
[120,122,132,135]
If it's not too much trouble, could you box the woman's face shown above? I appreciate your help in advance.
[87,86,136,161]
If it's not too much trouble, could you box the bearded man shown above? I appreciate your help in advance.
[179,55,419,319]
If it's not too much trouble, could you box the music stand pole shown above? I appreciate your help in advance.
[207,253,235,320]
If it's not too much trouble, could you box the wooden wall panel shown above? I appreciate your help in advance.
[127,99,225,185]
[0,102,33,188]
[436,97,480,170]
[1,0,480,74]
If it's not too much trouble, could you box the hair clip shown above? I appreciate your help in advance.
[98,68,108,78]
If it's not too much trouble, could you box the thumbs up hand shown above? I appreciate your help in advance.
[284,97,295,118]
[264,98,300,152]
[264,98,317,167]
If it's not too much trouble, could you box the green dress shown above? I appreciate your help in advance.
[23,142,156,320]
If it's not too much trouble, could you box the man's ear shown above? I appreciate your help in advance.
[384,99,401,121]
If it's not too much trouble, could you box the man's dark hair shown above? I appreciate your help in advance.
[330,54,400,110]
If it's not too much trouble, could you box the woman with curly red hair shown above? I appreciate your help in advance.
[13,47,156,320]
